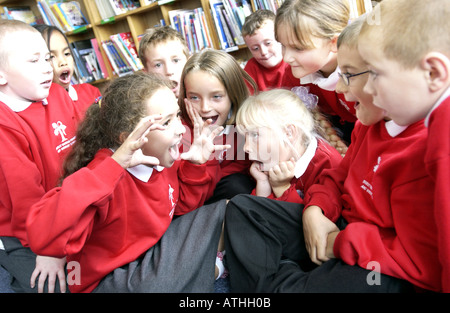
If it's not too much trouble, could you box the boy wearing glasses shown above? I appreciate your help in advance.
[224,15,441,293]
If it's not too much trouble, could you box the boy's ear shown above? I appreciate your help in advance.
[421,52,450,92]
[0,70,7,85]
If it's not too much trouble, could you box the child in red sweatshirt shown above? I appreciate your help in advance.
[27,73,229,293]
[0,20,90,293]
[358,0,449,291]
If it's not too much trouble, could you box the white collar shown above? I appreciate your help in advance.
[385,120,408,137]
[126,163,164,182]
[424,86,450,127]
[0,91,47,112]
[109,148,164,182]
[300,68,340,91]
[294,136,318,178]
[68,85,78,101]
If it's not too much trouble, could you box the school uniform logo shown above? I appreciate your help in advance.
[168,184,178,218]
[52,120,76,153]
[361,156,381,199]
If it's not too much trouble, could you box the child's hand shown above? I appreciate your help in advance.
[111,115,165,169]
[268,157,296,198]
[250,162,271,197]
[181,99,230,164]
[302,205,340,265]
[31,255,67,293]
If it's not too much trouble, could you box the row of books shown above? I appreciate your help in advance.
[37,1,89,33]
[94,0,141,21]
[168,7,214,54]
[209,0,252,50]
[1,6,42,25]
[71,32,143,82]
[250,0,284,12]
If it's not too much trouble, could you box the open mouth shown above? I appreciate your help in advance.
[170,80,178,92]
[202,115,219,124]
[59,70,71,85]
[169,141,181,161]
[41,79,52,87]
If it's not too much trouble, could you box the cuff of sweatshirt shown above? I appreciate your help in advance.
[178,160,210,185]
[304,191,342,222]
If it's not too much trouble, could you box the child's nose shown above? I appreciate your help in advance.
[335,76,348,94]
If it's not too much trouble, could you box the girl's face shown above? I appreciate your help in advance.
[0,31,53,102]
[49,31,74,90]
[142,87,186,168]
[243,126,293,172]
[143,40,188,98]
[277,23,337,78]
[336,44,385,126]
[184,70,232,127]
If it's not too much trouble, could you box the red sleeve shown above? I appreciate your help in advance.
[26,156,125,257]
[426,100,450,292]
[0,124,47,245]
[175,160,213,215]
[304,125,364,221]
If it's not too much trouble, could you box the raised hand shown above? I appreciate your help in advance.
[111,115,165,169]
[180,99,230,164]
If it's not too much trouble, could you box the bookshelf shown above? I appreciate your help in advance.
[1,0,378,85]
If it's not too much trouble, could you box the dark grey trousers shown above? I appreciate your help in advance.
[224,195,414,293]
[94,199,227,293]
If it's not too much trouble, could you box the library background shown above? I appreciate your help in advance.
[0,0,378,92]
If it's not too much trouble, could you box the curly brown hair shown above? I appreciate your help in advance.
[60,72,172,182]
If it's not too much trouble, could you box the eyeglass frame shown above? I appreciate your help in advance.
[338,70,370,86]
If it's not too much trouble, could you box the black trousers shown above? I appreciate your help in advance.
[224,195,414,293]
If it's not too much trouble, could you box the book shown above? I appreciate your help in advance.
[57,1,89,30]
[2,6,38,25]
[210,0,229,49]
[102,40,133,76]
[90,38,109,79]
[110,33,143,71]
[71,39,105,82]
[51,3,72,32]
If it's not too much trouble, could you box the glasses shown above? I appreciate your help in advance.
[338,70,370,86]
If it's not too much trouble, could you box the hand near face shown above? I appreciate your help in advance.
[111,115,164,169]
[268,157,296,198]
[180,99,230,164]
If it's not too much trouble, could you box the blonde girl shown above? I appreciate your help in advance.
[178,49,258,203]
[27,72,230,293]
[275,0,356,146]
[236,88,342,202]
[33,25,101,109]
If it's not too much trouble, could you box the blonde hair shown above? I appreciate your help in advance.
[242,9,275,37]
[337,14,366,49]
[0,20,39,70]
[360,0,450,69]
[138,26,189,67]
[237,89,319,153]
[178,49,257,127]
[275,0,350,49]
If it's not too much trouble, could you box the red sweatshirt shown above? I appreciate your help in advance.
[70,83,102,109]
[0,83,87,246]
[252,138,342,203]
[425,92,450,292]
[26,149,214,293]
[304,120,441,292]
[181,123,252,200]
[244,58,300,91]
